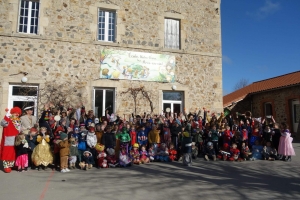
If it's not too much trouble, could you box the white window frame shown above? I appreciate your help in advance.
[98,9,116,42]
[17,0,40,34]
[162,100,183,113]
[8,85,39,117]
[164,18,180,49]
[93,88,116,117]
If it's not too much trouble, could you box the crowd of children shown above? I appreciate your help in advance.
[0,104,296,173]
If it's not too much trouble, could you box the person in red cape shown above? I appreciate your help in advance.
[0,107,22,173]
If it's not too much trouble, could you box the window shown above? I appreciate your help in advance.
[8,85,38,117]
[164,18,180,49]
[162,91,183,114]
[98,9,116,42]
[94,88,115,117]
[18,0,40,34]
[264,102,273,116]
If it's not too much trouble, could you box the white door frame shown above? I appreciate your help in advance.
[8,85,39,117]
[291,99,300,133]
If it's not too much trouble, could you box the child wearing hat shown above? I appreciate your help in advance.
[59,132,70,172]
[79,151,93,170]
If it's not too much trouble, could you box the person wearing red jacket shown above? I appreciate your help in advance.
[169,143,177,161]
[0,107,22,173]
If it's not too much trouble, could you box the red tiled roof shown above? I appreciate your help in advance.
[223,71,300,107]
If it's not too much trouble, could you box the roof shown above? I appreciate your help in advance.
[223,70,300,107]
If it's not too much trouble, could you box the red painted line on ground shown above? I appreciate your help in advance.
[39,170,55,200]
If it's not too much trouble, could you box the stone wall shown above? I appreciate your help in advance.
[0,0,222,136]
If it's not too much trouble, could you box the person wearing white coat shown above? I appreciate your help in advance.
[86,126,97,166]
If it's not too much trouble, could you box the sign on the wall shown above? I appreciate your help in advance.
[100,49,176,82]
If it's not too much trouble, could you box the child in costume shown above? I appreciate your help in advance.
[148,144,156,162]
[106,148,118,167]
[79,151,93,170]
[278,122,295,162]
[119,144,131,167]
[129,125,137,150]
[0,107,22,173]
[102,125,116,149]
[148,125,161,148]
[208,125,220,153]
[204,142,216,161]
[218,143,231,161]
[140,145,150,164]
[116,127,131,154]
[240,142,252,161]
[137,125,148,147]
[157,143,170,162]
[229,143,242,161]
[15,133,29,172]
[162,122,172,148]
[262,141,277,161]
[251,140,263,160]
[32,127,54,170]
[69,137,79,169]
[78,130,87,164]
[130,143,141,164]
[169,143,177,161]
[95,143,108,168]
[59,132,70,172]
[181,132,192,166]
[86,126,97,166]
[222,125,232,146]
[26,127,38,169]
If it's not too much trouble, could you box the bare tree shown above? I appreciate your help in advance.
[234,78,250,91]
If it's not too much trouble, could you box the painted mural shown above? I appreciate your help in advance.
[100,49,176,82]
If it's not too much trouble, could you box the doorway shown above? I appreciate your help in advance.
[162,91,183,115]
[94,88,115,118]
[291,99,300,133]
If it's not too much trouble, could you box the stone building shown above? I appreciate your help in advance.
[223,71,300,137]
[0,0,222,135]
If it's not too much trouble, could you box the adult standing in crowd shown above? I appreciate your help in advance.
[21,106,37,135]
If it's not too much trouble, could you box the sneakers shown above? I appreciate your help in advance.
[61,169,66,173]
[65,168,70,172]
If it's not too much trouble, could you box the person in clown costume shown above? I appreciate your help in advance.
[0,107,22,173]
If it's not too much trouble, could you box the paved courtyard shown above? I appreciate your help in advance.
[1,143,300,200]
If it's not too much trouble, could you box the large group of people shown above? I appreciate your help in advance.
[0,103,296,173]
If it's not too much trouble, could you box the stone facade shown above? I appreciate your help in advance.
[0,0,222,136]
[228,85,300,136]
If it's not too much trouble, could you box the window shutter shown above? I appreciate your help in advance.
[164,19,180,49]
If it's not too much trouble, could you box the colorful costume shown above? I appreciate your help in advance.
[157,143,170,162]
[278,129,295,156]
[106,148,118,167]
[95,144,108,168]
[32,133,53,167]
[137,130,148,146]
[130,143,141,164]
[119,145,131,167]
[1,107,22,172]
[169,147,177,161]
[140,149,150,164]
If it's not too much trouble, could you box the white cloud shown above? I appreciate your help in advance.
[222,55,232,65]
[247,0,281,20]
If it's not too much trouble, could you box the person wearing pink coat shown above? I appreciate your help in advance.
[278,122,295,162]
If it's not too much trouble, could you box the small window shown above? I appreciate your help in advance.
[8,85,38,117]
[164,18,180,49]
[163,91,183,101]
[264,102,273,116]
[18,0,40,34]
[98,9,116,42]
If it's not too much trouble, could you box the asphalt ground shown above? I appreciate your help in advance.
[1,142,300,200]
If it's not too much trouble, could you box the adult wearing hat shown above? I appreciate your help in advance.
[0,107,22,173]
[21,106,37,135]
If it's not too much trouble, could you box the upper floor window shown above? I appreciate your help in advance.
[164,18,180,49]
[98,9,116,42]
[18,0,40,34]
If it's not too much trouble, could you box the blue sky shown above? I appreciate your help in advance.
[221,0,300,95]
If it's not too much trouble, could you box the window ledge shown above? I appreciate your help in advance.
[162,48,183,54]
[93,40,120,47]
[12,32,42,39]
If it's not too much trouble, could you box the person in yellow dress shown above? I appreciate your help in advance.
[31,127,53,170]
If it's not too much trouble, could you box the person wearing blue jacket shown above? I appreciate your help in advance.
[137,125,148,147]
[25,127,38,169]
